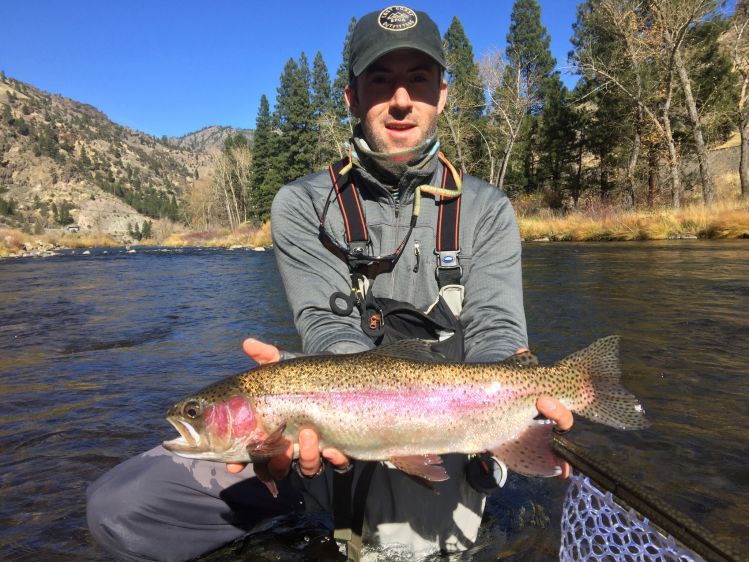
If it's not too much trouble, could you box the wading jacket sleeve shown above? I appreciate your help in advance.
[271,161,528,361]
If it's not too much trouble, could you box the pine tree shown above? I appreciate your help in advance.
[312,51,333,116]
[311,51,340,167]
[441,16,487,176]
[273,55,316,184]
[506,0,555,113]
[223,133,248,154]
[333,17,357,122]
[537,73,578,203]
[501,0,556,191]
[298,52,312,100]
[141,220,152,240]
[128,221,141,240]
[253,95,278,220]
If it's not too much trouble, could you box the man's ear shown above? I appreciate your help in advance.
[437,78,448,115]
[344,84,360,119]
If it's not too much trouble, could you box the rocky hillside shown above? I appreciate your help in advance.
[0,74,252,240]
[168,125,253,153]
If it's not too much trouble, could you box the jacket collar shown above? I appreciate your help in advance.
[349,130,440,204]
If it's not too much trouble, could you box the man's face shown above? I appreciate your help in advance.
[345,49,447,154]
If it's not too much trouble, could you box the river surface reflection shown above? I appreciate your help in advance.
[0,241,747,560]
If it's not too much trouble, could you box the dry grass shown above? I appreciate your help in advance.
[0,228,28,256]
[517,199,749,241]
[0,228,120,256]
[162,221,272,248]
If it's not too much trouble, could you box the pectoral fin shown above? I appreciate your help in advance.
[491,421,563,477]
[389,454,450,482]
[252,462,279,498]
[249,424,291,459]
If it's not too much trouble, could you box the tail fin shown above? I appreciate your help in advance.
[557,336,650,430]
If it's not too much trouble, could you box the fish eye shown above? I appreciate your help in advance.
[183,400,202,419]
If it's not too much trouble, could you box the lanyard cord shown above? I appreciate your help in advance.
[414,152,462,216]
[320,149,463,264]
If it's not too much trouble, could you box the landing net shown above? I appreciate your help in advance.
[559,472,706,562]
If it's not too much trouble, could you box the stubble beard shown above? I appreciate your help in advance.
[361,115,439,156]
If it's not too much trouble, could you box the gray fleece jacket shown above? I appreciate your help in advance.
[271,157,528,361]
[269,154,528,555]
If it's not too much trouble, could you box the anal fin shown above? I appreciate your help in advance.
[491,421,563,477]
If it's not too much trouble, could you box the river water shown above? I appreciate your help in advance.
[0,241,747,561]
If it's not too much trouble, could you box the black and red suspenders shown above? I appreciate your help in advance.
[325,152,463,291]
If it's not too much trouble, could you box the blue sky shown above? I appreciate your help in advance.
[1,1,581,137]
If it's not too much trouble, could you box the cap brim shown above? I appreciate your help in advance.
[352,45,446,77]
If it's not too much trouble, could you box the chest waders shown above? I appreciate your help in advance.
[321,153,464,560]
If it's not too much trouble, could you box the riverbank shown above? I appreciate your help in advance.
[517,200,749,241]
[0,222,273,258]
[2,202,748,258]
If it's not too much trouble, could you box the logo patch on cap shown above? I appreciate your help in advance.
[378,6,418,31]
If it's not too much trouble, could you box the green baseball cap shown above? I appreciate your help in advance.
[348,6,446,80]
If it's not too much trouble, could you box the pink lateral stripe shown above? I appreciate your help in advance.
[266,385,524,420]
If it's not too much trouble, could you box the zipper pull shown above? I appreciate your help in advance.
[413,243,420,273]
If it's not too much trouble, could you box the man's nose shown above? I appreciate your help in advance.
[390,85,412,110]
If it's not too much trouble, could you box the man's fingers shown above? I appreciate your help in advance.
[536,396,573,479]
[297,427,322,476]
[536,396,574,432]
[242,338,281,365]
[226,462,247,474]
[322,447,350,470]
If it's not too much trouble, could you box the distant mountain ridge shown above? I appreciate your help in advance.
[168,126,253,153]
[0,74,252,239]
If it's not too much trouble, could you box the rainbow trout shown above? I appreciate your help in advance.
[163,336,648,490]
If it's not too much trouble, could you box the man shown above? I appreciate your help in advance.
[87,6,572,561]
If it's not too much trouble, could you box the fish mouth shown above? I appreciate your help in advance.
[163,416,203,452]
[162,416,251,463]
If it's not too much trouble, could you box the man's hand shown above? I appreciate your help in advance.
[536,396,573,479]
[227,338,350,477]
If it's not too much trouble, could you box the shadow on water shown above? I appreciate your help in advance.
[0,241,747,560]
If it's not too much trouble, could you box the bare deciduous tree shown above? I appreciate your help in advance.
[480,47,535,189]
[650,0,717,206]
[572,0,685,206]
[207,143,254,231]
[316,110,347,164]
[186,176,221,231]
[728,1,749,198]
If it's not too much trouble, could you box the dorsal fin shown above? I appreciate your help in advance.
[499,350,540,368]
[367,339,447,363]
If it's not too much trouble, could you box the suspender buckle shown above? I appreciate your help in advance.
[435,250,462,287]
[348,241,368,256]
[436,249,460,269]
